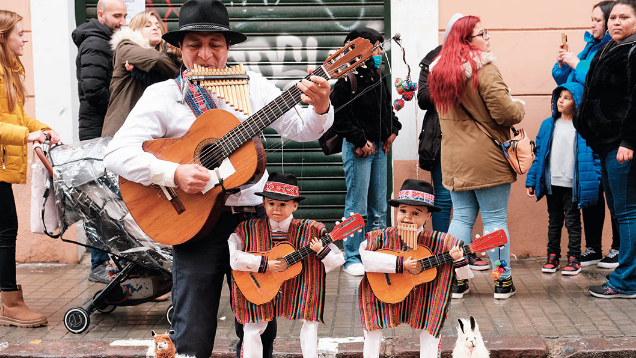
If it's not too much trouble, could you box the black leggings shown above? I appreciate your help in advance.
[0,182,19,291]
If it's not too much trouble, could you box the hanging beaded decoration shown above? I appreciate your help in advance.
[391,34,418,111]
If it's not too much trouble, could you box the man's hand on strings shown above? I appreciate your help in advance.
[297,68,331,115]
[174,164,210,194]
[382,133,397,155]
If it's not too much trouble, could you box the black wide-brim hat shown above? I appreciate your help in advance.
[255,172,305,202]
[162,0,247,47]
[387,179,441,212]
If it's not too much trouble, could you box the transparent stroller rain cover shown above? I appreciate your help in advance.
[47,138,172,273]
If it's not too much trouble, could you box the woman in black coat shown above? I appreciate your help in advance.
[575,0,636,299]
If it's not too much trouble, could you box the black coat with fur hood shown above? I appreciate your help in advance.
[575,34,636,154]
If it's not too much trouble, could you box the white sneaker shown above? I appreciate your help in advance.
[344,263,365,276]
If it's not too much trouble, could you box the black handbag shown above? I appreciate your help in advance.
[318,126,343,155]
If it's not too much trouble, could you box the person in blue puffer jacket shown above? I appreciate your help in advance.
[552,1,613,85]
[552,0,620,270]
[526,82,601,277]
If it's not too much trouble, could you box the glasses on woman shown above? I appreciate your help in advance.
[470,29,489,40]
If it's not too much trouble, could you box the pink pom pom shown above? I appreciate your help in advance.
[498,267,505,273]
[402,91,414,101]
[393,98,405,111]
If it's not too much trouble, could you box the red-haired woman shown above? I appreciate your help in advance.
[428,16,525,299]
[0,10,60,327]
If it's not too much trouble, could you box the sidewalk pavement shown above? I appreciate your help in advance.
[1,257,636,357]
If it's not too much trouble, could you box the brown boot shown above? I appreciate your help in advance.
[0,285,47,327]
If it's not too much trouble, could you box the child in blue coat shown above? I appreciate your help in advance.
[526,82,601,276]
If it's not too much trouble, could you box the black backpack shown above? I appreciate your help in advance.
[319,72,359,155]
[417,51,442,171]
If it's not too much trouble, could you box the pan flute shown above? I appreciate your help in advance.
[188,63,253,116]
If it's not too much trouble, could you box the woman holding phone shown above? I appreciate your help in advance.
[554,1,621,269]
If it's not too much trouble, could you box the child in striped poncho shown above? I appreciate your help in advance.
[228,172,344,358]
[359,179,473,358]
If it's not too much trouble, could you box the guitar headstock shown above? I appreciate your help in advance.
[328,213,365,243]
[466,229,508,254]
[322,37,374,80]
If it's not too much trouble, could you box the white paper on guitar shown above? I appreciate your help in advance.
[202,158,236,194]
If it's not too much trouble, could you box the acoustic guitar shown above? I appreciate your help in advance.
[118,37,374,245]
[232,213,364,305]
[366,227,508,304]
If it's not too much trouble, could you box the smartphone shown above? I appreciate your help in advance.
[561,33,569,51]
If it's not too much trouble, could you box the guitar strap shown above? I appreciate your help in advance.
[175,70,217,117]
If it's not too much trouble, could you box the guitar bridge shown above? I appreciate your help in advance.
[249,273,261,288]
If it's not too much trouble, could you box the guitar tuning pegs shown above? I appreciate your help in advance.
[343,238,348,242]
[335,221,341,225]
[358,229,362,233]
[484,230,490,235]
[350,212,354,216]
[350,234,354,237]
[481,252,487,256]
[490,249,496,253]
[342,217,346,221]
[361,63,367,68]
[475,234,481,239]
[493,227,499,231]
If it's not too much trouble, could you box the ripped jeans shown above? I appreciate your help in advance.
[342,139,388,267]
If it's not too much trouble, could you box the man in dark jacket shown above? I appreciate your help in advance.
[71,0,126,283]
[330,27,401,276]
[72,0,126,140]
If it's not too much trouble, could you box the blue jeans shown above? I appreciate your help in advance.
[342,139,387,267]
[448,184,511,279]
[430,156,452,232]
[601,149,636,294]
[90,248,110,270]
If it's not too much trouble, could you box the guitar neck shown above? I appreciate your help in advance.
[418,245,472,271]
[216,66,328,157]
[283,234,333,267]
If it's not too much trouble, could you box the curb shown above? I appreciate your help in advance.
[1,336,636,357]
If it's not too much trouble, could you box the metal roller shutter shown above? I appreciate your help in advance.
[77,0,389,229]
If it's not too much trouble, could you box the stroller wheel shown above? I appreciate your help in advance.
[64,307,90,334]
[93,290,117,314]
[166,304,174,325]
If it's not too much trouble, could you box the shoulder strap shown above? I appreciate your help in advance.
[459,103,502,146]
[346,72,357,94]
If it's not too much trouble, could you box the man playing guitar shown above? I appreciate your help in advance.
[103,1,332,357]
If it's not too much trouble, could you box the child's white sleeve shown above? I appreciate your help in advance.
[316,243,345,273]
[359,240,401,273]
[228,233,262,272]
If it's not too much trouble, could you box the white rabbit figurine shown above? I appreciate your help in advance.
[452,316,490,358]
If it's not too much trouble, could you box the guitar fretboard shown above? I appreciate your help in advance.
[419,246,473,271]
[215,66,328,159]
[283,234,332,267]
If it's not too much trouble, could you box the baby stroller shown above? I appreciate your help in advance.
[34,138,174,334]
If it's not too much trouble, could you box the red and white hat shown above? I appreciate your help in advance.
[387,179,440,212]
[255,172,305,201]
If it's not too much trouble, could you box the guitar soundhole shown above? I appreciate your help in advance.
[194,139,223,170]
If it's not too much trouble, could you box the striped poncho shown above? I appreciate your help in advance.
[230,218,327,324]
[358,227,460,337]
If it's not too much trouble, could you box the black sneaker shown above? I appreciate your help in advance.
[589,283,636,299]
[542,253,560,273]
[598,249,619,269]
[468,253,490,271]
[452,279,470,299]
[562,256,581,276]
[580,247,602,266]
[494,276,516,299]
